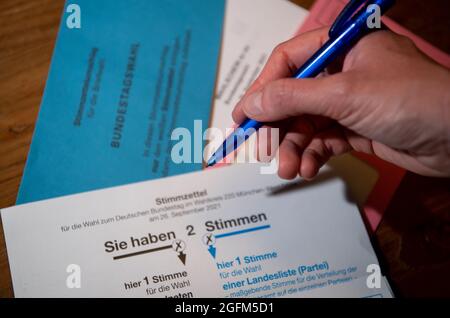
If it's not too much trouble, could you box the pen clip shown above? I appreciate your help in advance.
[329,0,395,38]
[329,0,369,38]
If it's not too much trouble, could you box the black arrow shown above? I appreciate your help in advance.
[177,252,186,265]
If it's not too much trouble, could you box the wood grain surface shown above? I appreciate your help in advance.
[0,0,449,298]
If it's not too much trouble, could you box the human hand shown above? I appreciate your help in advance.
[232,27,450,179]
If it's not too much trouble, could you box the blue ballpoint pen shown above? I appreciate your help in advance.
[206,0,395,167]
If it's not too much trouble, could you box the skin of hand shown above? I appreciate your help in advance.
[232,27,450,180]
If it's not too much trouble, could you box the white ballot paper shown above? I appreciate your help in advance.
[294,275,393,298]
[2,163,389,297]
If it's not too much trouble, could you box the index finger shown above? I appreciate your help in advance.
[232,27,330,124]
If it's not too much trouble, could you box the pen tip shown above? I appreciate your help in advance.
[206,157,216,168]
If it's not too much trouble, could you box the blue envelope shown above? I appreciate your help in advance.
[17,0,225,203]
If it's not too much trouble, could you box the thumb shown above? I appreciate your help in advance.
[240,75,353,123]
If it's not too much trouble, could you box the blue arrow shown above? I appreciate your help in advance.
[208,245,216,258]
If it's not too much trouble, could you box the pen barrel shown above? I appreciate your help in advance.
[295,27,365,79]
[216,119,263,161]
[295,0,395,79]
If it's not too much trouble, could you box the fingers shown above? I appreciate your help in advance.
[240,75,352,123]
[254,121,290,162]
[278,127,352,180]
[232,27,330,124]
[278,138,301,180]
[256,115,331,166]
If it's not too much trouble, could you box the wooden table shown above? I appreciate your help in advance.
[0,0,449,298]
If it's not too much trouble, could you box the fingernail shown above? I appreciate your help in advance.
[244,91,263,116]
